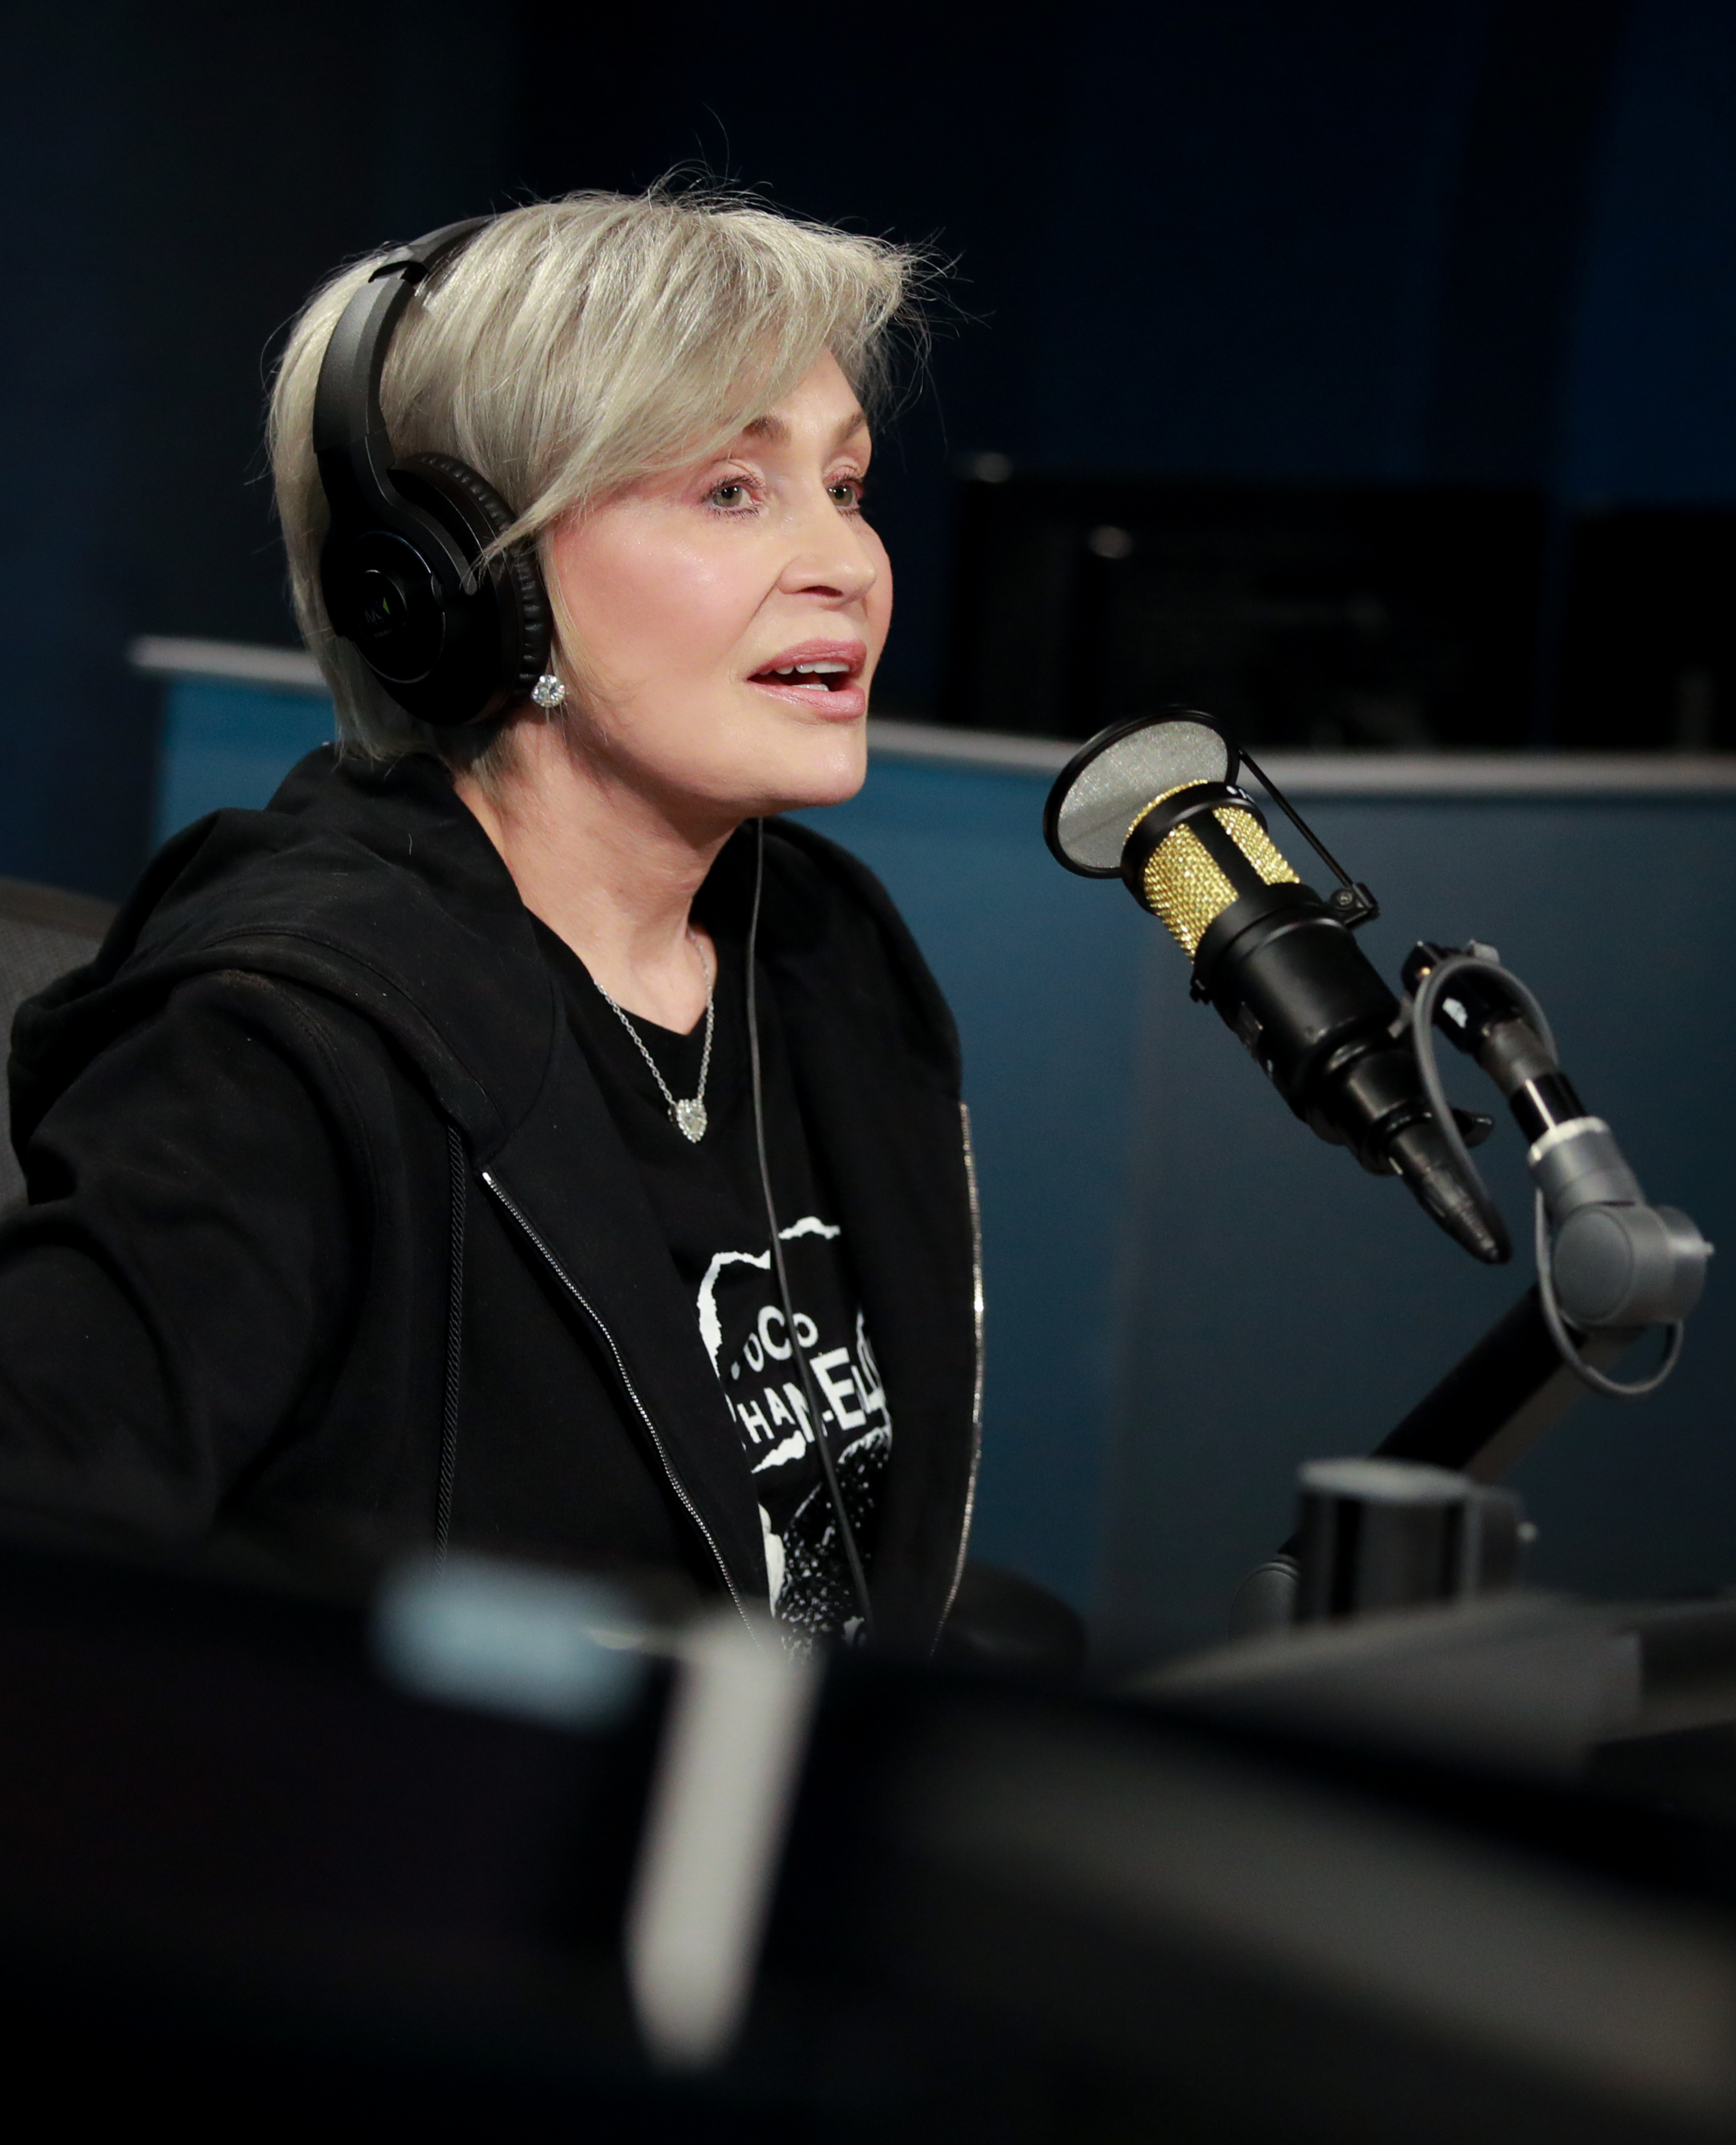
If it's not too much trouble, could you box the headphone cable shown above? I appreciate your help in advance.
[745,820,877,1644]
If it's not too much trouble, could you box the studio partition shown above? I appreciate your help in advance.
[131,645,1736,1660]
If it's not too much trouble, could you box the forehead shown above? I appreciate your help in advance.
[736,354,870,450]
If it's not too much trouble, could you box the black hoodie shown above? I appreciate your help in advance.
[0,751,982,1651]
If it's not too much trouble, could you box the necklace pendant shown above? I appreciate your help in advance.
[673,1098,708,1143]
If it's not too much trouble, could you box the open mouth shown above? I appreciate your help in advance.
[749,660,855,693]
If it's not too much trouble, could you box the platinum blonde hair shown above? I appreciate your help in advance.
[269,189,922,772]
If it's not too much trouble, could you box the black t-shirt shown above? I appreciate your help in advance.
[534,896,890,1649]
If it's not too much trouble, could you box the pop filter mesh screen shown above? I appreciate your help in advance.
[1055,721,1229,872]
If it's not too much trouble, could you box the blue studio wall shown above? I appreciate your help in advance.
[147,689,1736,1659]
[819,757,1736,1662]
[152,680,335,848]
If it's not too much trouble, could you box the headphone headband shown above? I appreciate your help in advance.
[311,219,490,512]
[312,217,551,728]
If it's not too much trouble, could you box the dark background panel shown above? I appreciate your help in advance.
[10,1,1736,887]
[942,476,1549,745]
[1554,509,1736,749]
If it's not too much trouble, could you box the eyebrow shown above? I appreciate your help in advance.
[740,406,870,450]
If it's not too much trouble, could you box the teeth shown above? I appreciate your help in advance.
[795,661,849,674]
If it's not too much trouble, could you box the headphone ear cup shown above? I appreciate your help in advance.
[391,452,553,722]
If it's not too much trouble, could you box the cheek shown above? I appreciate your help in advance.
[553,520,763,685]
[866,532,894,644]
[849,522,892,656]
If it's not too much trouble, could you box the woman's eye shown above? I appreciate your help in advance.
[705,480,751,511]
[829,479,865,509]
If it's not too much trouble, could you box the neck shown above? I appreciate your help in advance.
[455,718,732,1033]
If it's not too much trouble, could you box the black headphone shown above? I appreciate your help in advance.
[312,218,552,728]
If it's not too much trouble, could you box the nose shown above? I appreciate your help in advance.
[776,483,879,606]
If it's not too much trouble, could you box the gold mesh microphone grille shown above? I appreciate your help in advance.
[1132,799,1302,958]
[1218,805,1302,889]
[1143,825,1236,957]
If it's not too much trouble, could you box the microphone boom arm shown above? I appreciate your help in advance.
[1233,943,1712,1638]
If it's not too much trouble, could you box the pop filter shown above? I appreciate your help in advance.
[1043,714,1239,878]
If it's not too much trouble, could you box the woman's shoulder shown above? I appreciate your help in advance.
[16,753,549,1154]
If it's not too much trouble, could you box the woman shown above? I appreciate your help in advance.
[0,193,980,1655]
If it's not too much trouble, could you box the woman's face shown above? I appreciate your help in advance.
[548,351,891,828]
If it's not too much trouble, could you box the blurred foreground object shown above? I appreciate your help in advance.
[934,1558,1088,1678]
[1232,1455,1527,1641]
[1,1526,1736,2138]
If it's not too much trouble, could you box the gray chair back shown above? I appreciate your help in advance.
[0,877,115,1211]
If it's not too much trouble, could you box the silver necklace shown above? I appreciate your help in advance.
[594,933,715,1143]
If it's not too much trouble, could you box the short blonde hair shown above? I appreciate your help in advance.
[268,188,921,769]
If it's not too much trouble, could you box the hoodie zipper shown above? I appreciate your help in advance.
[936,1100,985,1640]
[479,1168,752,1630]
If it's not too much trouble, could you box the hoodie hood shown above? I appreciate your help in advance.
[15,750,566,1160]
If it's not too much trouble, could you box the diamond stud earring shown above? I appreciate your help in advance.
[530,673,567,711]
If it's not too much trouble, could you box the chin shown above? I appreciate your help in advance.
[753,722,870,815]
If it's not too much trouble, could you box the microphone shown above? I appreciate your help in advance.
[1044,715,1504,1263]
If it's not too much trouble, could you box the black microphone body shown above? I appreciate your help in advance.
[1119,785,1503,1262]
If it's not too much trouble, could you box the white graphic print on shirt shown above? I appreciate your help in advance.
[695,1217,891,1644]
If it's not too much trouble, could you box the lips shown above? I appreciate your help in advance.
[747,639,869,719]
